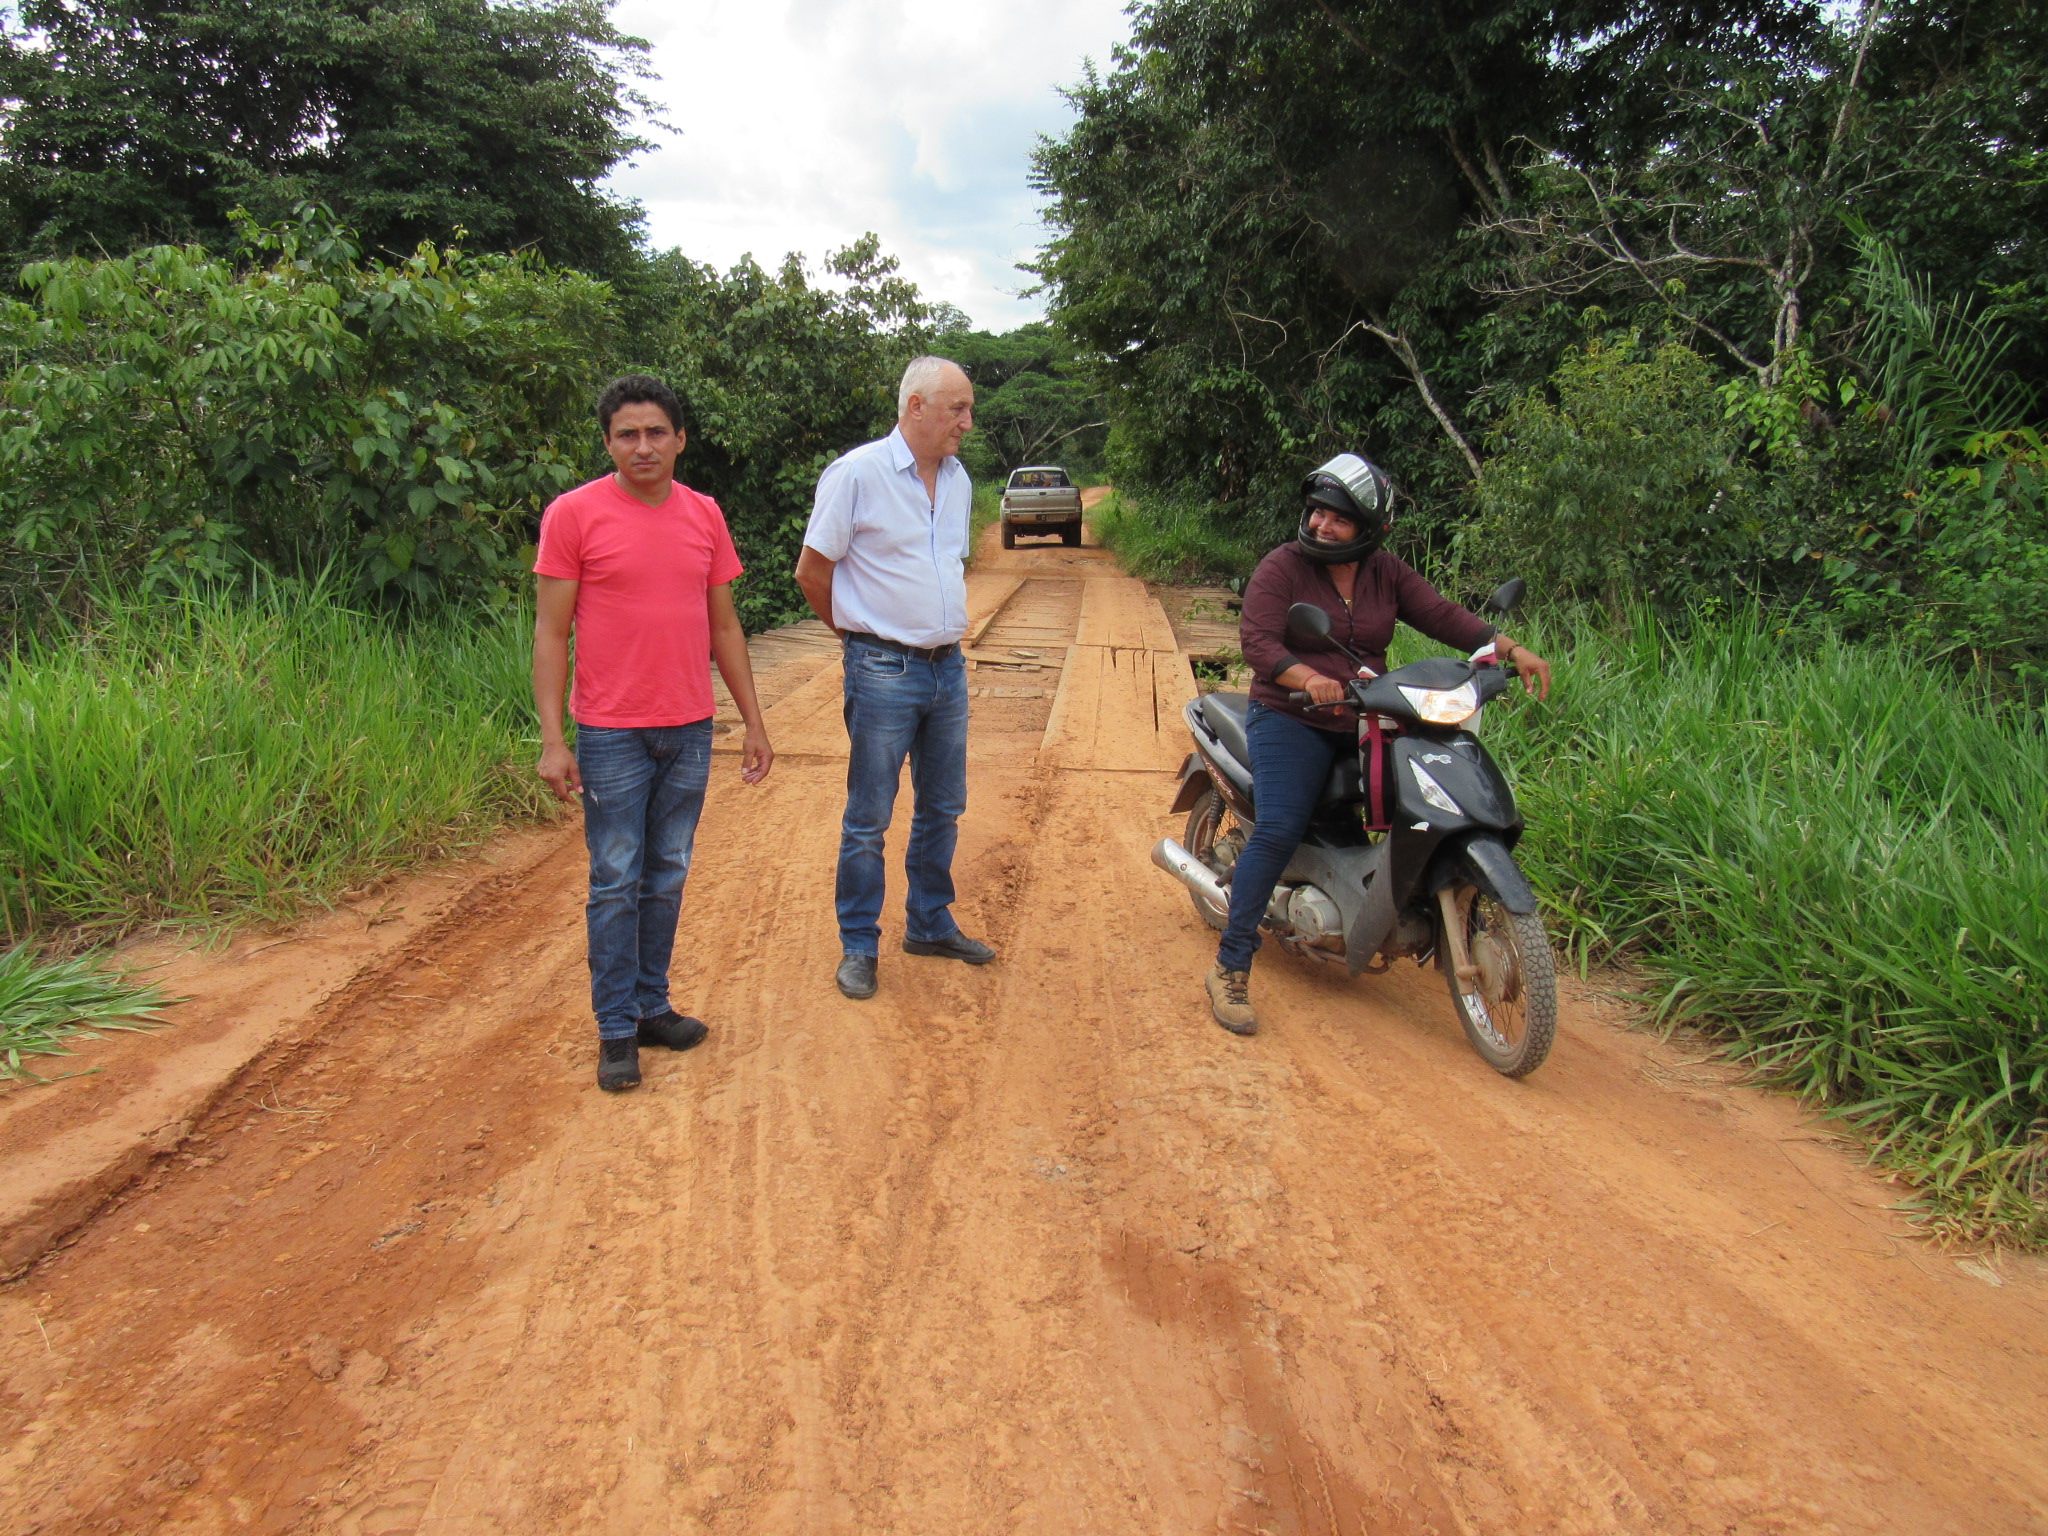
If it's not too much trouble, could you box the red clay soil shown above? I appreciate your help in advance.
[1,520,2043,1535]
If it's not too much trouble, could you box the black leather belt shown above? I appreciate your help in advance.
[843,631,959,662]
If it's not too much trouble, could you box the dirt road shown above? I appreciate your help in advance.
[3,523,2045,1535]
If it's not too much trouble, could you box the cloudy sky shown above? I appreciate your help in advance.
[604,0,1134,332]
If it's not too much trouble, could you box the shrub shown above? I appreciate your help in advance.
[1474,335,1761,609]
[0,208,607,621]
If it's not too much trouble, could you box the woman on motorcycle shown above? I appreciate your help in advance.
[1206,453,1553,1035]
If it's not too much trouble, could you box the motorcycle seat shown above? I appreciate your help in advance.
[1195,692,1252,770]
[1199,691,1361,814]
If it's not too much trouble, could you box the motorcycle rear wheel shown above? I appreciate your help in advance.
[1440,870,1556,1078]
[1182,786,1235,931]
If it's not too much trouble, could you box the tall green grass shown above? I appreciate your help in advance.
[1474,611,2047,1241]
[1089,487,1267,582]
[1,580,552,941]
[967,482,1003,565]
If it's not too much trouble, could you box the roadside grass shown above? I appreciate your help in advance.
[1453,608,2048,1243]
[966,482,1002,566]
[0,578,553,1072]
[1089,487,1266,582]
[0,944,172,1083]
[1,578,553,944]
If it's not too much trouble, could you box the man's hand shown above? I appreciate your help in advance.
[740,724,774,785]
[707,582,775,787]
[532,576,581,802]
[537,742,582,803]
[1304,674,1349,706]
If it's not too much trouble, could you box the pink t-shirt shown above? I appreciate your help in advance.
[533,475,744,728]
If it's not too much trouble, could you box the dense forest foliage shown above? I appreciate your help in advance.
[0,0,1098,634]
[0,215,1101,634]
[0,209,903,632]
[0,0,655,274]
[1034,0,2048,679]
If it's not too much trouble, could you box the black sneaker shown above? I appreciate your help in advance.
[597,1036,642,1092]
[638,1012,708,1051]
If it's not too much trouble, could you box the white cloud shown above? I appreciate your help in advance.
[603,0,1131,331]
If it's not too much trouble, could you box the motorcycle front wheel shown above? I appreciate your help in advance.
[1439,867,1556,1078]
[1182,786,1236,931]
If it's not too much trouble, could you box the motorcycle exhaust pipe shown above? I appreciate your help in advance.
[1152,838,1229,910]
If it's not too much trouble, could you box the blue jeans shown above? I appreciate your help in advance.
[1217,703,1349,973]
[575,720,714,1039]
[836,635,970,955]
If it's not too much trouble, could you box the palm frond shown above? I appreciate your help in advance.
[1849,223,2039,473]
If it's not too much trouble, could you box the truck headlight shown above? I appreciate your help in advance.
[1398,680,1479,725]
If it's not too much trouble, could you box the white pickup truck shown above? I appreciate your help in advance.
[998,466,1084,548]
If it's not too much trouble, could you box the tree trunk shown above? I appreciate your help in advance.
[1363,319,1485,481]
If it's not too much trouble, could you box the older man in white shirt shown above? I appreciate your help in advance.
[796,356,997,999]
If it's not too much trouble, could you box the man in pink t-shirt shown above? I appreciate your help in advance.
[533,375,774,1093]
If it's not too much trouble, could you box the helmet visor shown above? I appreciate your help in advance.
[1310,453,1387,517]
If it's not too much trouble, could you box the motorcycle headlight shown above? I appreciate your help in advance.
[1397,680,1479,725]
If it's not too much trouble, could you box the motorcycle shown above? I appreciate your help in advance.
[1150,580,1556,1077]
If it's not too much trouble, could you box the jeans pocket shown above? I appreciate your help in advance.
[855,648,908,679]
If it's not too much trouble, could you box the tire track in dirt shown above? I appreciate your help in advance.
[2,527,2045,1534]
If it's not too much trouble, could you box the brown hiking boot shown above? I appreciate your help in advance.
[1206,964,1257,1036]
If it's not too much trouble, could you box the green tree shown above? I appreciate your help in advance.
[1032,0,2047,593]
[1483,0,2048,398]
[0,0,652,273]
[947,323,1105,480]
[1030,0,1830,551]
[631,236,933,632]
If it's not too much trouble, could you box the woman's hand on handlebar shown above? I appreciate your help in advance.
[1274,661,1350,708]
[1302,674,1349,706]
[1494,634,1552,701]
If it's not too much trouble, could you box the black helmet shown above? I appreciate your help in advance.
[1296,453,1394,564]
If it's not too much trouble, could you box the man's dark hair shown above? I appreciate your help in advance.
[597,375,686,437]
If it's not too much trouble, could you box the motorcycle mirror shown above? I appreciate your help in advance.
[1485,578,1526,615]
[1284,602,1332,645]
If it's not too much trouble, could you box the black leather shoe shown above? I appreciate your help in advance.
[638,1011,708,1051]
[597,1036,641,1092]
[836,952,878,999]
[902,931,996,965]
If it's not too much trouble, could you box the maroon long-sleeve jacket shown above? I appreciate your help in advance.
[1238,542,1496,733]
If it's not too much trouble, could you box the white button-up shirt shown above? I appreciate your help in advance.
[803,426,971,648]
